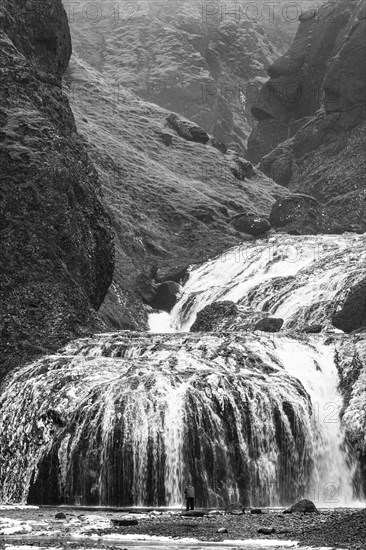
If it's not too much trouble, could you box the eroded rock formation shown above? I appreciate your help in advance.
[0,0,114,377]
[247,0,366,233]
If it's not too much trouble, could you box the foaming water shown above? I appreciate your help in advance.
[160,234,366,332]
[0,332,361,507]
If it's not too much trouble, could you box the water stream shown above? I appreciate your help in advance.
[0,235,365,507]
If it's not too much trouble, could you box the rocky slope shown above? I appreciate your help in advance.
[62,0,299,153]
[247,0,366,233]
[63,45,288,330]
[0,0,114,378]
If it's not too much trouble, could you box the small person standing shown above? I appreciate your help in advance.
[184,481,195,510]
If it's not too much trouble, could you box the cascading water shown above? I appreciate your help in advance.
[0,235,364,508]
[159,234,366,332]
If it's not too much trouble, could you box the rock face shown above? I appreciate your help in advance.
[0,0,114,378]
[332,278,366,333]
[63,0,293,153]
[247,0,366,232]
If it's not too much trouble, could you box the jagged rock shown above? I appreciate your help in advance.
[231,213,271,236]
[254,318,284,332]
[0,0,114,378]
[55,512,66,520]
[269,195,321,231]
[167,114,209,143]
[248,0,366,231]
[160,133,173,146]
[111,518,139,526]
[150,281,182,312]
[290,499,319,513]
[332,278,366,333]
[190,302,239,332]
[258,527,275,534]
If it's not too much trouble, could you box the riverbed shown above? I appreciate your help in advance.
[1,506,365,550]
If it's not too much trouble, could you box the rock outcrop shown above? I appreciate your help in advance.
[0,0,114,378]
[332,278,366,333]
[247,0,366,232]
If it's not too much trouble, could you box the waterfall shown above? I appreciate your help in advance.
[162,234,366,332]
[0,235,364,508]
[0,332,361,508]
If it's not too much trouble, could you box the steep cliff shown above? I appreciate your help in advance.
[247,0,366,233]
[0,0,114,378]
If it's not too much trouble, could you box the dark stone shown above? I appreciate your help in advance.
[250,508,262,514]
[254,318,284,332]
[332,278,366,333]
[258,527,275,534]
[269,194,321,231]
[229,158,256,181]
[167,113,209,143]
[290,499,319,513]
[150,281,182,312]
[210,137,227,154]
[55,512,66,519]
[302,324,323,334]
[111,518,139,526]
[190,301,239,332]
[160,132,173,146]
[231,213,271,236]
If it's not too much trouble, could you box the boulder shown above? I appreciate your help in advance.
[269,194,321,231]
[250,508,262,514]
[254,318,284,332]
[190,301,239,332]
[167,113,209,143]
[111,518,139,526]
[258,527,275,534]
[290,499,319,513]
[231,213,271,237]
[55,512,66,519]
[150,281,182,313]
[332,278,366,333]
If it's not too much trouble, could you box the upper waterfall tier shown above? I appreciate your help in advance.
[166,234,366,332]
[0,332,359,507]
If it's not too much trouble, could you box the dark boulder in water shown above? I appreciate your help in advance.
[190,301,239,332]
[332,278,366,333]
[254,318,284,332]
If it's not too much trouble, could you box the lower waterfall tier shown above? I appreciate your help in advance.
[0,332,360,507]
